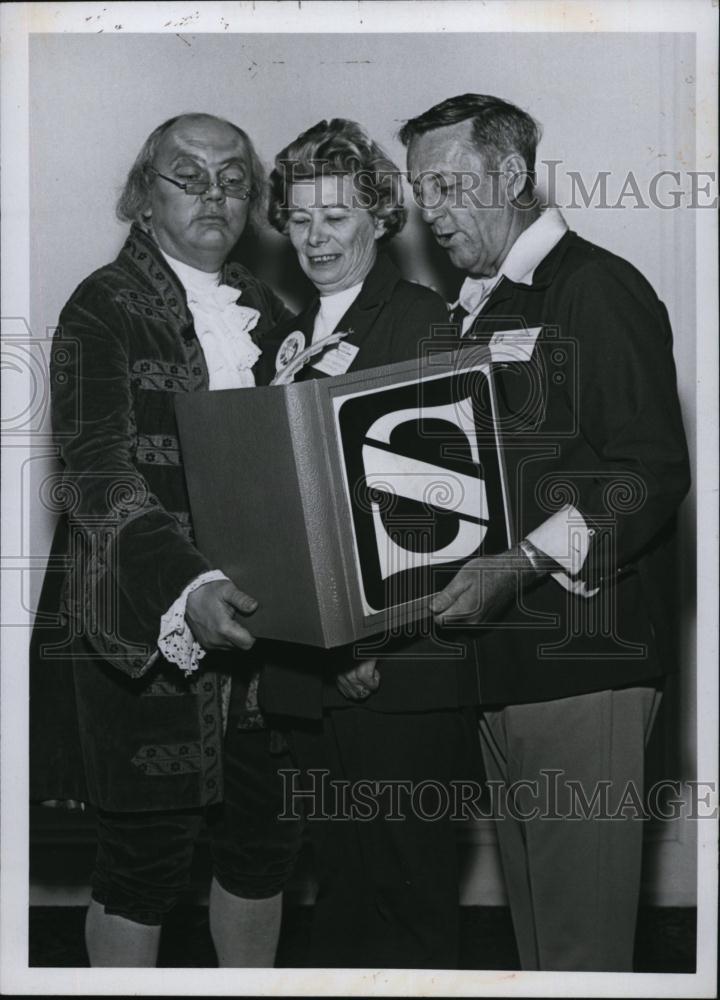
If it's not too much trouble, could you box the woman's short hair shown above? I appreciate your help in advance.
[116,113,267,230]
[268,118,406,240]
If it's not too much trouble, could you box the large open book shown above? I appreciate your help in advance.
[175,346,512,647]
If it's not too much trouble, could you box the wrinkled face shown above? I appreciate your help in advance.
[406,120,517,277]
[286,174,385,295]
[146,116,251,271]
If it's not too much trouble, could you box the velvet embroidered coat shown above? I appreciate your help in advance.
[30,225,291,811]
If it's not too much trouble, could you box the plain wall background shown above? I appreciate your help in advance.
[26,31,699,899]
[29,32,696,319]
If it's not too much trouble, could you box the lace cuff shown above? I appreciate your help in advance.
[158,569,229,676]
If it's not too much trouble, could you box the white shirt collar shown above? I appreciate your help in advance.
[455,207,568,319]
[499,205,568,285]
[313,282,363,344]
[159,248,221,294]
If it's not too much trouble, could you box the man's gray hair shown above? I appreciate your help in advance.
[399,94,542,194]
[116,113,267,229]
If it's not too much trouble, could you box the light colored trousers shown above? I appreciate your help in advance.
[479,686,661,971]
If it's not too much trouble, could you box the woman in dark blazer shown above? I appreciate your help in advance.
[256,119,482,970]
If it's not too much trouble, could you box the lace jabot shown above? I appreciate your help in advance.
[160,249,262,389]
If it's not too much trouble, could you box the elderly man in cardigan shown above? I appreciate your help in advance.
[402,93,690,971]
[30,113,300,967]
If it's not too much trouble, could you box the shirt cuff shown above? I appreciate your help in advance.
[525,504,594,575]
[525,505,599,599]
[158,569,229,676]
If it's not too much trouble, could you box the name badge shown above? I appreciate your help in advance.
[489,326,542,363]
[312,340,360,376]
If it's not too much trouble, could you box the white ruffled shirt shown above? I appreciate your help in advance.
[160,251,262,388]
[157,251,261,674]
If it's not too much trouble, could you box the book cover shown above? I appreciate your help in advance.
[175,347,513,647]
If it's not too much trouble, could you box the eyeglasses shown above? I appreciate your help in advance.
[147,165,252,200]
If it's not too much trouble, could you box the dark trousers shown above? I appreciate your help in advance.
[288,704,480,969]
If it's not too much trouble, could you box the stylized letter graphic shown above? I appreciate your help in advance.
[362,398,488,580]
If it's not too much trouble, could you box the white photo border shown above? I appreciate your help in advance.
[1,1,717,996]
